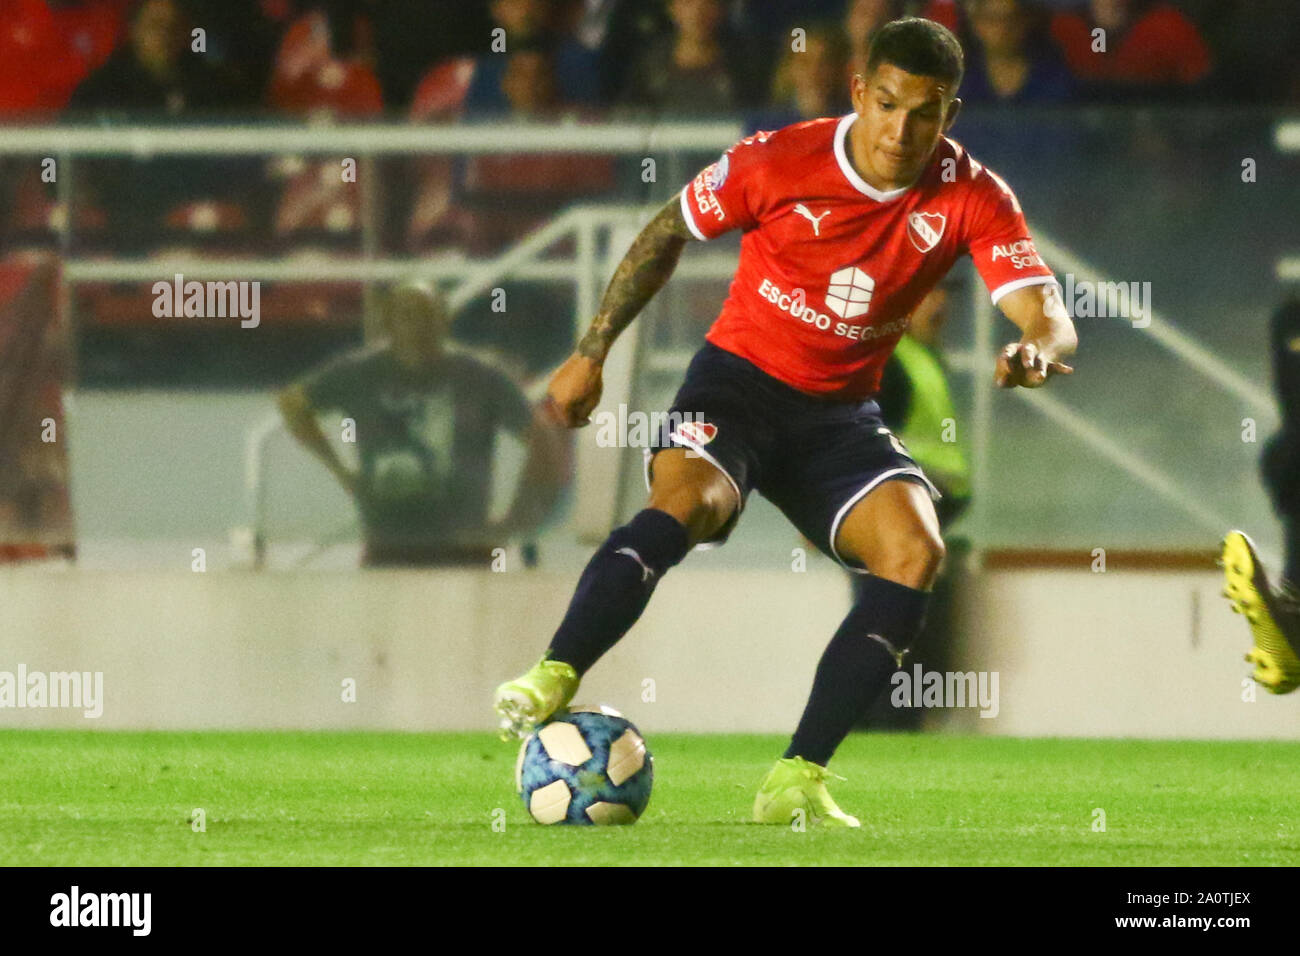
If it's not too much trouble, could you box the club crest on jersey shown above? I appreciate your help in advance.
[673,421,718,446]
[907,211,946,254]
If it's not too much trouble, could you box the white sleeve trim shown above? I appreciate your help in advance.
[990,274,1058,306]
[679,187,708,242]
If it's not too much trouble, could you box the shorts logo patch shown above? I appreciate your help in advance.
[673,421,718,446]
[878,426,910,457]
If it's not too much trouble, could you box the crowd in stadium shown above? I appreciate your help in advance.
[0,0,1291,390]
[1,0,1298,122]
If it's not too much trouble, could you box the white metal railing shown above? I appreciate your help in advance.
[964,233,1269,555]
[1032,234,1274,414]
[82,203,1278,563]
[0,121,743,156]
[8,120,1286,563]
[0,122,735,565]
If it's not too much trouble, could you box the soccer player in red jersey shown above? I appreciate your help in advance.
[496,17,1077,825]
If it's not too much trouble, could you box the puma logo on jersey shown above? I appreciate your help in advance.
[793,204,831,236]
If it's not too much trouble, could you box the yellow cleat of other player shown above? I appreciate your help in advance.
[1221,530,1300,695]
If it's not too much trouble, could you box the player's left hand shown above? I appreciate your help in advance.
[994,342,1073,388]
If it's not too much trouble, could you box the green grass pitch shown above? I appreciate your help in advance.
[1,731,1297,866]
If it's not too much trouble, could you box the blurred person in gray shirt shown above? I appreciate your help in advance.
[278,283,569,567]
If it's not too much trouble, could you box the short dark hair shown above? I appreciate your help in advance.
[865,17,964,91]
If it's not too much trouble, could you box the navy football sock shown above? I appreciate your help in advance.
[547,509,691,675]
[785,575,930,767]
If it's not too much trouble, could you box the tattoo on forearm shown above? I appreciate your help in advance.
[577,201,689,360]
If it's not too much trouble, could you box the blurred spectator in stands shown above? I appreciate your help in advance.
[0,0,129,116]
[618,0,761,117]
[777,21,852,119]
[182,0,283,104]
[66,0,244,115]
[499,41,564,119]
[844,0,906,73]
[1050,0,1211,100]
[401,43,476,254]
[267,5,382,117]
[960,0,1074,105]
[278,283,570,568]
[370,0,493,110]
[729,0,846,52]
[1192,0,1300,105]
[462,0,599,115]
[567,0,669,105]
[433,37,613,253]
[750,21,851,129]
[917,0,962,36]
[438,37,607,374]
[65,0,256,251]
[266,6,384,256]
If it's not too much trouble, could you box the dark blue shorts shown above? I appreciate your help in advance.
[644,342,938,571]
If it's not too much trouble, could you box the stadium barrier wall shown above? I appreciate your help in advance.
[1,564,1294,738]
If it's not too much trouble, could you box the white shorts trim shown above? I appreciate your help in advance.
[828,467,940,574]
[642,439,744,550]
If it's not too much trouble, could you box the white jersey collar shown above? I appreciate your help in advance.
[834,112,916,203]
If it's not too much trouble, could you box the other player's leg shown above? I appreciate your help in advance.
[755,478,942,826]
[494,448,738,738]
[1223,425,1300,694]
[1222,529,1300,694]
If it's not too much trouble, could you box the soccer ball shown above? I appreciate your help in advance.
[515,705,653,825]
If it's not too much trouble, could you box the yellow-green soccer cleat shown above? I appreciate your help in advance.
[493,656,580,741]
[753,756,860,828]
[1221,530,1300,695]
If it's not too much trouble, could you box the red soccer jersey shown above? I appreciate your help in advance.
[679,114,1056,399]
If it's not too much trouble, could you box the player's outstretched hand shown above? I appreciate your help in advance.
[994,342,1073,389]
[545,352,604,427]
